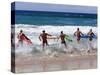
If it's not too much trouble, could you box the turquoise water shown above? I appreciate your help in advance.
[14,10,97,26]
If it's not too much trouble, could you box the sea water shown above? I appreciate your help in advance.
[12,10,97,55]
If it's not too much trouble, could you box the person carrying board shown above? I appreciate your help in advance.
[39,30,52,50]
[87,29,95,41]
[87,29,95,52]
[17,30,32,47]
[74,28,83,44]
[58,31,68,48]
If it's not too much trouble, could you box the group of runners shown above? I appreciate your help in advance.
[38,28,95,50]
[11,27,95,52]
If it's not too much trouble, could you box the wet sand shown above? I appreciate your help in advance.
[15,51,97,73]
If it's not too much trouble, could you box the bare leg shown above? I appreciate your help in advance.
[46,41,49,46]
[77,40,80,44]
[88,41,93,53]
[77,39,80,44]
[42,42,45,51]
[19,40,23,47]
[64,43,67,49]
[42,41,49,51]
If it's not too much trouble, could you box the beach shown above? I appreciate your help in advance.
[15,51,97,73]
[11,24,97,73]
[12,8,97,73]
[12,24,97,73]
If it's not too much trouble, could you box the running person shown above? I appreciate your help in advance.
[59,31,67,48]
[74,28,83,44]
[87,29,95,41]
[17,30,25,46]
[87,29,95,52]
[39,30,52,50]
[17,30,32,46]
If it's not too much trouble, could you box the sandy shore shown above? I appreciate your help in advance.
[14,51,97,73]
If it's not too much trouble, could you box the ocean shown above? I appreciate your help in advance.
[15,10,97,26]
[12,10,97,54]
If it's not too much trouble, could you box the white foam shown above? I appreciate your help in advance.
[15,24,97,34]
[13,24,97,53]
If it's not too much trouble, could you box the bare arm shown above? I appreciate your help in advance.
[47,33,52,36]
[92,32,95,36]
[74,32,76,36]
[17,33,20,39]
[87,32,90,35]
[87,32,95,36]
[39,34,41,41]
[80,31,84,35]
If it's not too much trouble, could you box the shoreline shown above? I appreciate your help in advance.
[15,52,97,73]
